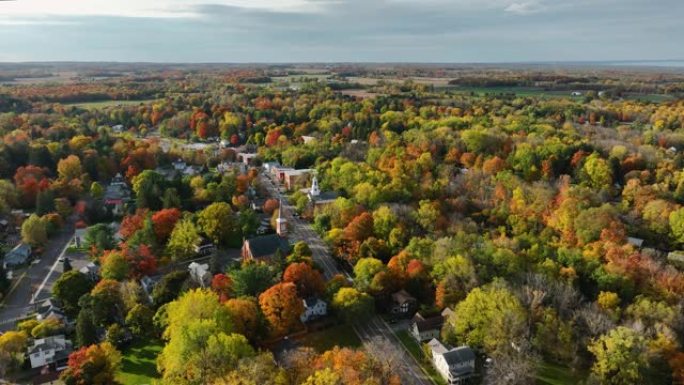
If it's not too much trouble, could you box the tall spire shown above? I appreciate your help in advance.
[276,199,287,237]
[310,175,321,197]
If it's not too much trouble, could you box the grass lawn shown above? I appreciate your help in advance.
[395,330,446,385]
[536,361,586,385]
[298,323,362,352]
[65,99,158,109]
[116,338,163,385]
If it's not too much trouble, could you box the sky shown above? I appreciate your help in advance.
[0,0,681,63]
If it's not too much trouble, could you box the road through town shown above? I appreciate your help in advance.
[260,174,434,385]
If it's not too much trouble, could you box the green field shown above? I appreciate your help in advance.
[536,361,586,385]
[116,339,163,385]
[64,99,158,109]
[395,330,446,385]
[298,323,362,352]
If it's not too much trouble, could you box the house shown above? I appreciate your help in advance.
[79,262,100,281]
[300,297,328,323]
[301,135,318,144]
[27,335,73,369]
[4,243,32,269]
[571,91,583,96]
[262,161,281,174]
[391,289,417,315]
[283,169,313,190]
[305,176,338,206]
[668,251,684,267]
[111,124,125,133]
[242,234,290,262]
[35,298,67,323]
[236,152,258,165]
[271,165,295,182]
[194,238,216,256]
[627,237,644,249]
[428,339,476,385]
[140,275,162,303]
[189,262,212,288]
[410,312,445,342]
[104,174,131,216]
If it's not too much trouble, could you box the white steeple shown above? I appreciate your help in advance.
[310,175,321,198]
[276,199,287,237]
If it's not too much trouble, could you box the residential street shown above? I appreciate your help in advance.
[259,174,434,385]
[0,224,75,332]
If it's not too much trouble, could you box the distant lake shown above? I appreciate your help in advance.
[607,60,684,68]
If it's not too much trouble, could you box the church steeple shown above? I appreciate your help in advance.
[310,175,321,198]
[276,199,287,237]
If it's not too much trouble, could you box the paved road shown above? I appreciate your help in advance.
[0,225,75,332]
[260,174,433,385]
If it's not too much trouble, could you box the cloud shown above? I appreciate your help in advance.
[504,1,544,14]
[0,0,680,62]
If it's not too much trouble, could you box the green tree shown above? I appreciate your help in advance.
[166,217,200,261]
[448,285,527,355]
[21,213,48,246]
[197,202,235,246]
[100,251,129,281]
[152,270,189,308]
[132,170,166,210]
[52,270,92,317]
[588,326,650,385]
[353,257,386,292]
[332,287,374,322]
[582,153,613,189]
[229,263,277,297]
[84,223,116,255]
[669,207,684,244]
[125,304,155,338]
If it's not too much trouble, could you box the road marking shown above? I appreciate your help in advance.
[1,270,28,306]
[30,232,73,305]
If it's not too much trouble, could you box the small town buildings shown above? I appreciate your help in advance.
[79,262,100,281]
[410,311,447,342]
[194,238,216,256]
[262,161,281,174]
[668,251,684,267]
[140,275,162,303]
[104,174,131,216]
[242,234,290,262]
[111,124,125,133]
[271,165,295,182]
[276,201,288,237]
[35,298,67,323]
[305,176,338,207]
[627,237,644,249]
[282,169,313,190]
[189,262,212,288]
[391,289,417,315]
[4,243,32,269]
[27,335,73,369]
[301,135,317,144]
[300,297,328,323]
[428,339,476,385]
[236,152,258,165]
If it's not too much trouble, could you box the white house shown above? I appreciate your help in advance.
[27,335,73,369]
[300,297,327,323]
[410,312,445,342]
[189,262,212,288]
[428,339,476,385]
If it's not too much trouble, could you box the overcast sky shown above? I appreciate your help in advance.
[0,0,681,62]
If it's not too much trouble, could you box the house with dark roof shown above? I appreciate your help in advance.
[391,289,417,315]
[428,339,476,385]
[303,176,339,207]
[410,311,445,342]
[300,297,328,323]
[104,173,131,216]
[27,335,73,369]
[3,243,31,269]
[241,234,290,262]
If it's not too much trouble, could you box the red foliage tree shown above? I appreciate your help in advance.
[211,273,232,303]
[151,208,181,241]
[283,262,325,297]
[14,165,50,208]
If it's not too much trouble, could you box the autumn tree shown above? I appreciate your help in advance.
[225,297,261,340]
[332,287,374,322]
[0,331,28,376]
[283,262,325,297]
[588,326,651,385]
[258,282,304,336]
[100,250,129,281]
[166,217,200,261]
[151,208,182,242]
[197,202,236,246]
[21,213,48,246]
[60,342,122,385]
